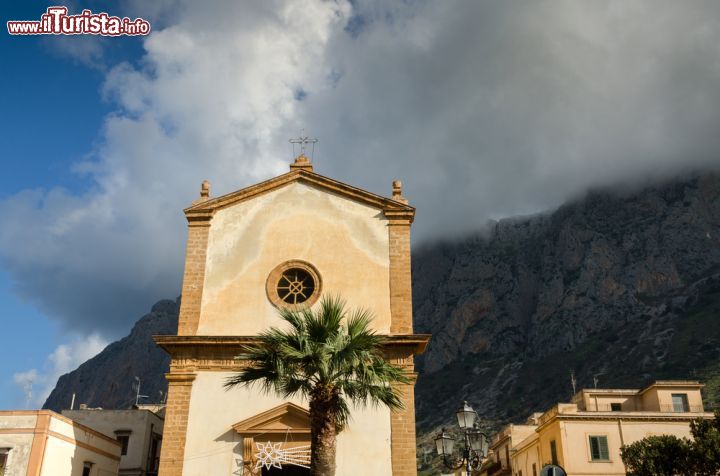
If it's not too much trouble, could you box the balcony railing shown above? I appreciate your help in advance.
[584,404,625,412]
[583,403,705,413]
[659,404,705,413]
[486,461,511,476]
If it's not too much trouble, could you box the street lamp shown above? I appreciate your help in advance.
[434,401,489,474]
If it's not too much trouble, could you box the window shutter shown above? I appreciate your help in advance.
[598,436,609,460]
[590,437,600,459]
[589,436,609,460]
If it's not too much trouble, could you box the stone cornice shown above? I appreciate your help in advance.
[155,334,429,351]
[536,411,715,432]
[184,211,214,226]
[165,372,197,384]
[384,209,415,223]
[182,169,415,221]
[154,334,430,372]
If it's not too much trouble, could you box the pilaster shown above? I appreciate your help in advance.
[177,214,211,336]
[157,372,196,476]
[386,210,414,334]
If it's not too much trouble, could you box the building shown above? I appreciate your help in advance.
[0,410,121,476]
[62,407,164,476]
[154,152,430,475]
[482,380,713,476]
[481,420,538,476]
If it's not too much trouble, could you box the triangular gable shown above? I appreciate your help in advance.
[232,402,310,435]
[184,169,415,221]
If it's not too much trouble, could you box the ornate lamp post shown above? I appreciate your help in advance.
[434,401,489,474]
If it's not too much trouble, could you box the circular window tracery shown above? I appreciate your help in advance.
[277,268,315,304]
[266,260,322,309]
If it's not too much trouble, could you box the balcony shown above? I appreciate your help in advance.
[582,403,705,413]
[659,404,705,413]
[486,461,511,476]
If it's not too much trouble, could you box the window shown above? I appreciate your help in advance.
[115,430,131,456]
[117,435,129,455]
[589,435,610,461]
[532,463,537,476]
[266,261,322,309]
[148,432,162,472]
[82,461,93,476]
[672,393,689,412]
[610,402,622,411]
[277,268,315,304]
[550,440,558,465]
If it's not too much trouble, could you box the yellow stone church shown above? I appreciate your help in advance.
[154,152,429,475]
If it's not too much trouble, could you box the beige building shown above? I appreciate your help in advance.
[482,381,713,476]
[62,408,164,476]
[0,410,120,476]
[154,153,430,475]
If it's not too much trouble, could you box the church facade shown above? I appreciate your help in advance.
[155,153,429,475]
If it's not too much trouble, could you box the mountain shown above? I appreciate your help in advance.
[413,172,720,434]
[44,173,720,440]
[43,299,178,411]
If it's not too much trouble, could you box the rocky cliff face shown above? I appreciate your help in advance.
[413,172,720,433]
[43,299,178,411]
[44,173,720,439]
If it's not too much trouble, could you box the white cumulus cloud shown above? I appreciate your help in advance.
[13,334,108,408]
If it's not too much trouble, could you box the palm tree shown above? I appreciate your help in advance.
[224,295,411,476]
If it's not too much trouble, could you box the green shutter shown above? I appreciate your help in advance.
[598,436,609,460]
[589,436,609,461]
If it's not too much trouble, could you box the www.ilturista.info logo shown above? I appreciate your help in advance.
[7,6,151,36]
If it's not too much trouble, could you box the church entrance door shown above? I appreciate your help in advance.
[262,465,310,475]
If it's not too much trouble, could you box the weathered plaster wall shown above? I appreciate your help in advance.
[183,372,392,476]
[63,409,163,472]
[0,414,36,476]
[0,434,33,476]
[43,416,120,476]
[199,182,391,335]
[0,414,36,430]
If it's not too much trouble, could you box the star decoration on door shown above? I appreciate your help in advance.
[253,441,312,470]
[255,441,283,470]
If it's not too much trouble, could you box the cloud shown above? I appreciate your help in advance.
[2,0,720,338]
[305,0,720,229]
[42,35,107,69]
[0,0,348,334]
[13,334,108,408]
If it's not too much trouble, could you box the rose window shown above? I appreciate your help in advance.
[276,268,316,305]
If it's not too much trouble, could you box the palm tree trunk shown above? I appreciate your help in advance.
[309,385,338,476]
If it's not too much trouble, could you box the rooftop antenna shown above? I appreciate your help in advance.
[570,371,577,395]
[133,377,148,406]
[592,371,606,390]
[289,130,318,160]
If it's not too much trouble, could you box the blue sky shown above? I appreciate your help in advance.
[1,0,719,410]
[0,1,142,408]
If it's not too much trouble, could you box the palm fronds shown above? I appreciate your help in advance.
[224,295,410,426]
